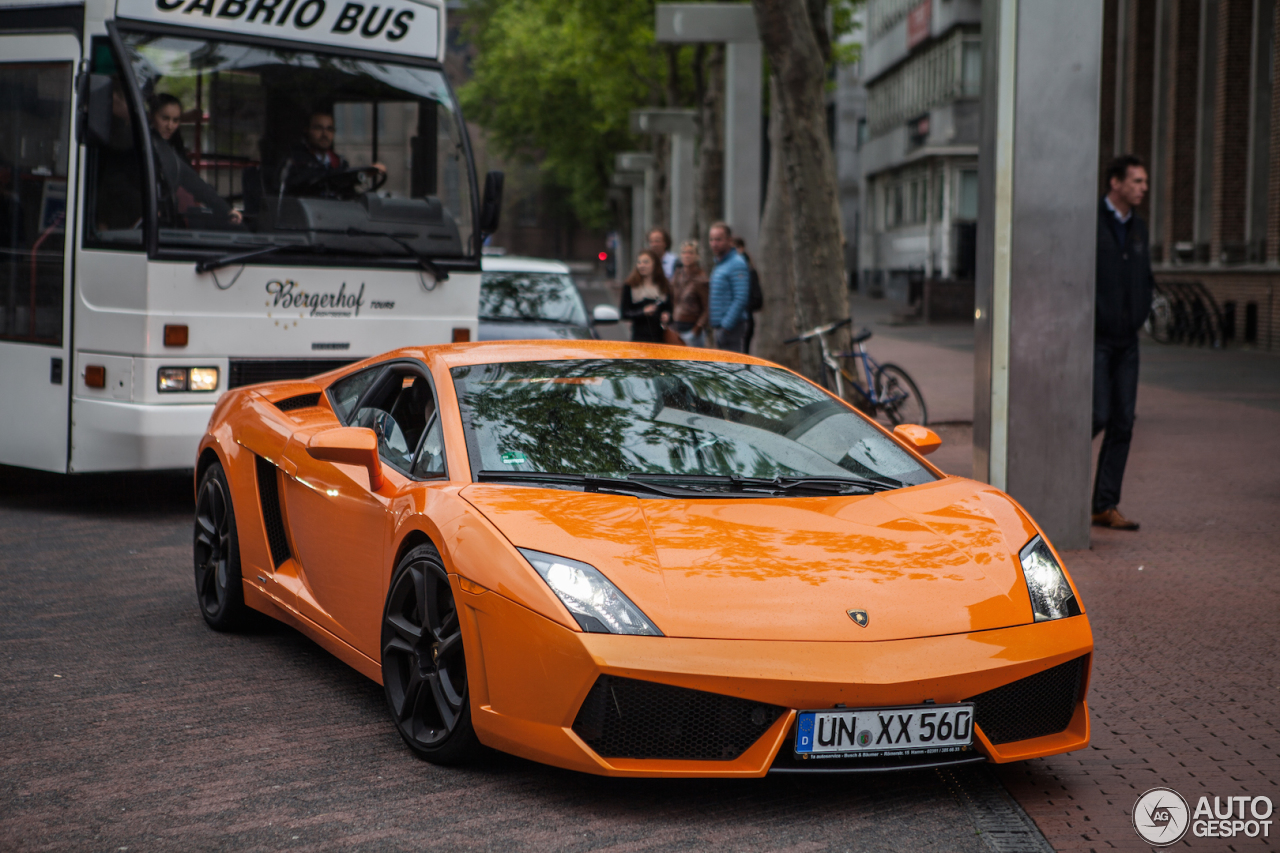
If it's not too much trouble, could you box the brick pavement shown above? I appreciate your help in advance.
[909,352,1280,851]
[0,467,996,852]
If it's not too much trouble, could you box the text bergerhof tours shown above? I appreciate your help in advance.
[267,280,366,317]
[153,0,418,43]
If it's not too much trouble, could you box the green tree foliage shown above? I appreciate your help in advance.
[460,0,667,227]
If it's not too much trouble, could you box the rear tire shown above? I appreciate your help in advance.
[381,543,480,764]
[193,461,247,631]
[874,363,928,427]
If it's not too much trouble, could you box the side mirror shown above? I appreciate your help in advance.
[592,304,620,324]
[307,427,385,491]
[893,424,941,456]
[479,170,504,237]
[78,73,113,147]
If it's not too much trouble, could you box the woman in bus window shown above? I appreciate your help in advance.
[149,94,242,228]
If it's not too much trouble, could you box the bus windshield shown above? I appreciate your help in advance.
[100,31,473,261]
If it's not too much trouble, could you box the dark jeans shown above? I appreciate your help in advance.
[1092,337,1140,513]
[713,321,747,353]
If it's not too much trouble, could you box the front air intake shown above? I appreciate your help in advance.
[965,655,1087,745]
[572,675,785,761]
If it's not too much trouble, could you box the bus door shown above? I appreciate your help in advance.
[0,34,78,472]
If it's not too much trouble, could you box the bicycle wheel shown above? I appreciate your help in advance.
[874,363,927,427]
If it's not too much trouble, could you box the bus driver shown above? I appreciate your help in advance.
[279,110,385,197]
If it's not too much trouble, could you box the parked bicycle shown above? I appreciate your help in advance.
[785,318,928,427]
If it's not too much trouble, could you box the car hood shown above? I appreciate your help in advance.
[461,478,1040,642]
[478,319,595,341]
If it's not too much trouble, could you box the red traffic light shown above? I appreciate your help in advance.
[598,252,608,261]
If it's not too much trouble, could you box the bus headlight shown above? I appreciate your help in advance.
[158,367,219,392]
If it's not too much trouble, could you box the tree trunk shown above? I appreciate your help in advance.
[753,78,801,372]
[693,43,725,258]
[751,0,848,378]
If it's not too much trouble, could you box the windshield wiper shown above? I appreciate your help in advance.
[195,241,320,273]
[476,470,899,497]
[626,472,901,495]
[283,226,449,282]
[476,470,732,498]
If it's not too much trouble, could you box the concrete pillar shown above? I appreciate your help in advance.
[616,152,655,273]
[974,0,1104,550]
[724,40,763,250]
[632,109,699,243]
[656,3,762,248]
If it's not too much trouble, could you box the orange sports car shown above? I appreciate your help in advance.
[193,341,1092,776]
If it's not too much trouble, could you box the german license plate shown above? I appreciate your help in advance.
[795,703,974,758]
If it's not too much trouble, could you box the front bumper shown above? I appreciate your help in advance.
[458,583,1093,777]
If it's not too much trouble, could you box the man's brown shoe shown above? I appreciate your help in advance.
[1092,507,1139,530]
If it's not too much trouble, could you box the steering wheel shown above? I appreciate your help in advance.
[302,166,387,200]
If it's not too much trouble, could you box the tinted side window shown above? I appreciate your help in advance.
[0,60,72,343]
[328,366,381,422]
[412,417,445,479]
[83,41,144,250]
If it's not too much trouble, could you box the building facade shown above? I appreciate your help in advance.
[853,0,983,314]
[1103,0,1277,350]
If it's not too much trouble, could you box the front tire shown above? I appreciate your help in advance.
[193,461,247,631]
[381,543,480,764]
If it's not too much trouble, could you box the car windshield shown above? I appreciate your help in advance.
[479,272,588,326]
[452,359,935,489]
[101,32,473,259]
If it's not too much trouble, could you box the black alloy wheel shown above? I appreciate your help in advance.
[381,543,479,763]
[193,462,247,631]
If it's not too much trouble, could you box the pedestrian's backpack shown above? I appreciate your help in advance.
[748,267,764,312]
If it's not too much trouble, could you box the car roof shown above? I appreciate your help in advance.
[376,340,770,370]
[480,255,572,274]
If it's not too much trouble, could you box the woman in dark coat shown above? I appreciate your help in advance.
[619,249,672,343]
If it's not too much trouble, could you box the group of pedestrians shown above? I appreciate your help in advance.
[620,222,761,353]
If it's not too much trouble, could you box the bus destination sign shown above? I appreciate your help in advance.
[115,0,443,60]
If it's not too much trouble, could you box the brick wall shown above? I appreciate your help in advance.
[1161,0,1201,259]
[1210,0,1253,262]
[1099,0,1118,196]
[1125,0,1157,175]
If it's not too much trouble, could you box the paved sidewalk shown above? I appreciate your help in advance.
[866,309,1280,851]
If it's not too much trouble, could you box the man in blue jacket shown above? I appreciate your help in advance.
[1092,155,1153,531]
[707,222,751,352]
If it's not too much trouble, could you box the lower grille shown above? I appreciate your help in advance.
[254,455,292,567]
[572,675,785,761]
[966,656,1087,745]
[229,358,356,388]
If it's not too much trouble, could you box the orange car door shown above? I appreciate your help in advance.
[282,364,439,660]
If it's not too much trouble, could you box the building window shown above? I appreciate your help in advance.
[865,29,981,137]
[961,38,982,97]
[957,169,979,220]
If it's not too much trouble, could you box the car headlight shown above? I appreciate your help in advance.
[519,548,662,636]
[1019,535,1082,621]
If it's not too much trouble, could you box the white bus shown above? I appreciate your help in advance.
[0,0,500,472]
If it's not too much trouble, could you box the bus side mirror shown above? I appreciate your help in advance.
[78,73,113,147]
[479,170,504,237]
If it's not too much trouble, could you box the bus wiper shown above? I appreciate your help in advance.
[195,241,322,273]
[626,473,900,494]
[285,226,449,282]
[475,470,722,498]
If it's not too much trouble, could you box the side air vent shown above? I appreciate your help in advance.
[229,358,356,388]
[573,675,785,761]
[273,392,321,412]
[254,455,292,567]
[965,655,1087,745]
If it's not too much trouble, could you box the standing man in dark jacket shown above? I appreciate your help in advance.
[1092,155,1153,530]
